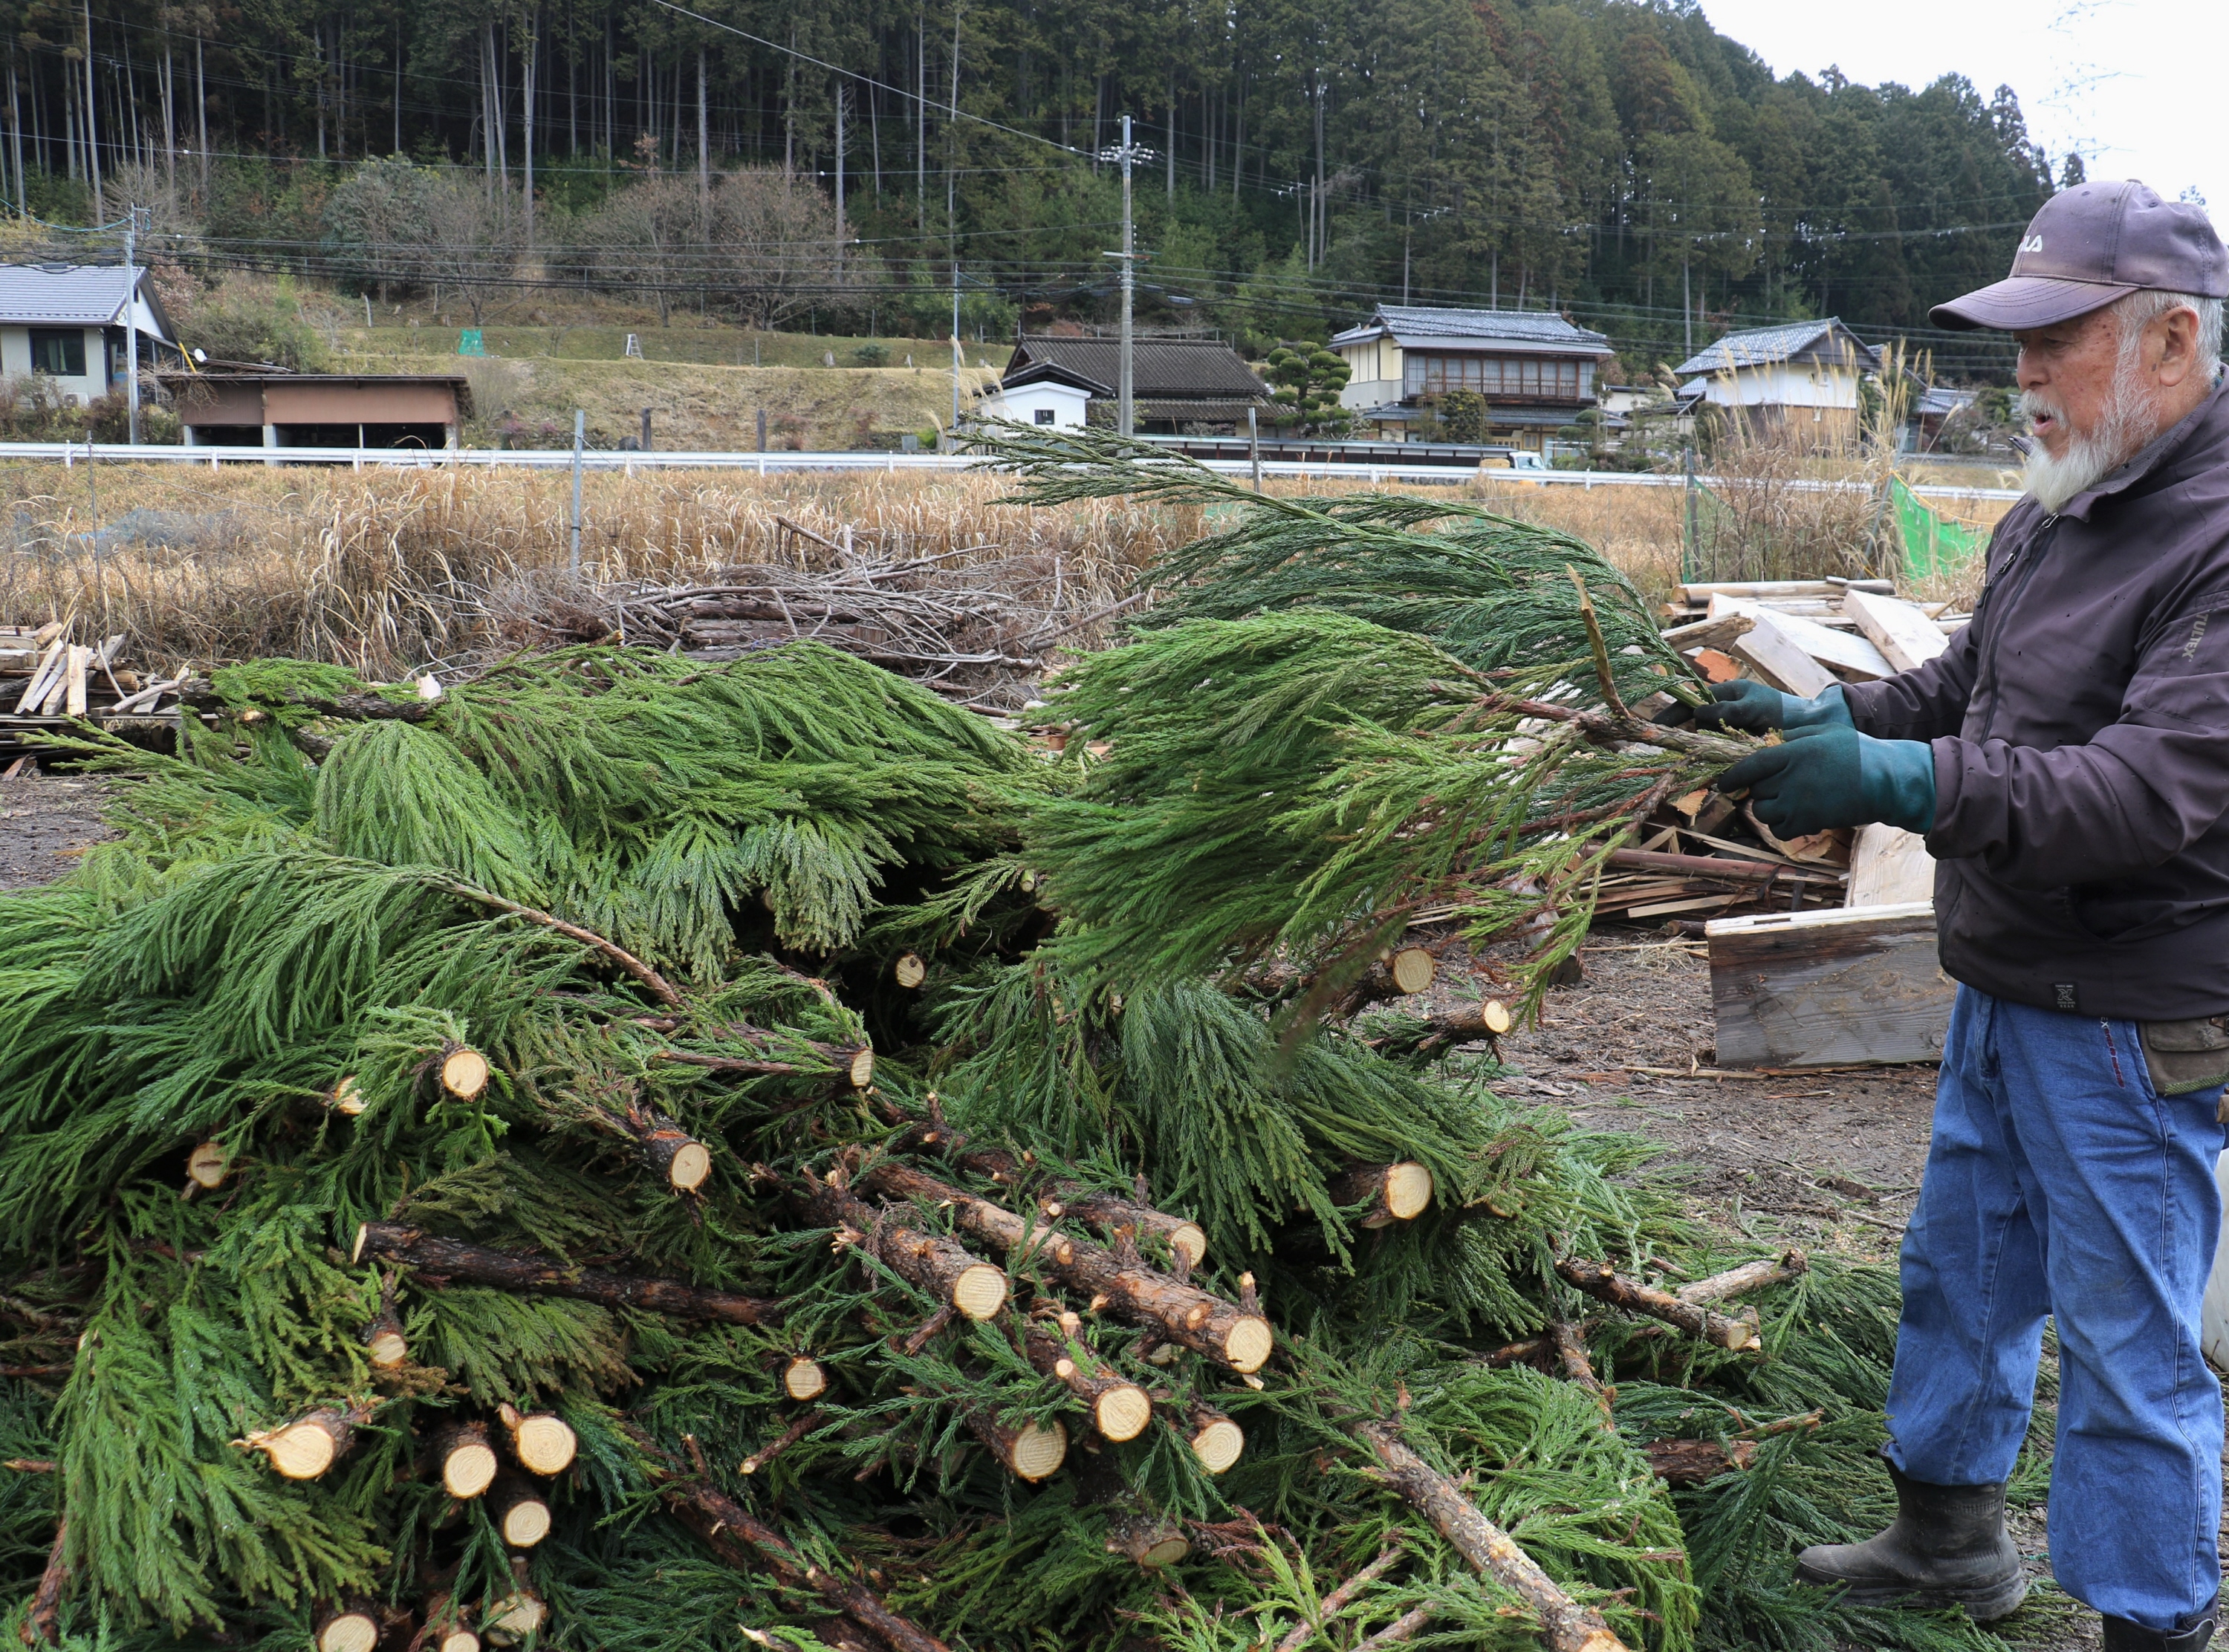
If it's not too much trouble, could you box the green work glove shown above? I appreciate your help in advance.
[1655,680,1854,732]
[1713,724,1937,838]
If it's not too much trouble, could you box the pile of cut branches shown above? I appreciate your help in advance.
[0,455,2038,1652]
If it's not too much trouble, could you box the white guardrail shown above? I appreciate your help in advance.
[0,440,2027,503]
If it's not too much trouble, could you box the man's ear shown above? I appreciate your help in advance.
[2153,305,2203,388]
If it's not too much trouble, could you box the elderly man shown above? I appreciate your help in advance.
[1690,181,2229,1648]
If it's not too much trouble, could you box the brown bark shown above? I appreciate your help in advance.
[1640,1437,1756,1487]
[1479,1336,1552,1369]
[797,1172,1008,1321]
[656,1463,951,1652]
[1354,1421,1635,1652]
[19,1520,65,1645]
[1271,1542,1404,1652]
[1328,1162,1435,1228]
[1353,1606,1435,1650]
[364,1308,409,1370]
[1674,1249,1808,1305]
[946,1144,1208,1268]
[1386,999,1512,1056]
[740,1409,821,1475]
[1546,1321,1614,1422]
[658,1027,874,1088]
[1554,1259,1758,1350]
[354,1223,780,1326]
[432,880,682,1008]
[858,1160,1268,1372]
[1022,1325,1151,1443]
[496,1403,577,1475]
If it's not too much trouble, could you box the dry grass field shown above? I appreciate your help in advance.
[0,458,2014,677]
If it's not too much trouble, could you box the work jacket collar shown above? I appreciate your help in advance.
[2057,372,2229,522]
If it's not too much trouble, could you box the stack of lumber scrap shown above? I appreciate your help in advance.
[1,621,188,761]
[1660,579,1967,695]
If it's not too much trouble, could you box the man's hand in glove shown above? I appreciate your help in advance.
[1655,680,1855,733]
[1713,724,1938,839]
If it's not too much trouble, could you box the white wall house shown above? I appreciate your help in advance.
[979,360,1105,429]
[1674,319,1882,442]
[0,264,178,407]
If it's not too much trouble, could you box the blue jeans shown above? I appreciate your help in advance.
[1886,986,2229,1630]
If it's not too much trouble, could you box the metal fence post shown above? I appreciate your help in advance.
[569,410,585,578]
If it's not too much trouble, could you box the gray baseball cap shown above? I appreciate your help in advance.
[1930,180,2229,331]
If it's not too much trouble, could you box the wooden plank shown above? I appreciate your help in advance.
[1725,608,1837,697]
[1846,825,1935,908]
[62,646,88,717]
[1660,612,1756,652]
[1707,900,1951,1067]
[1841,587,1947,673]
[1681,580,1838,600]
[1709,595,1893,680]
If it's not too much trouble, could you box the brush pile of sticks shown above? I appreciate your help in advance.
[494,517,1141,712]
[1,621,189,762]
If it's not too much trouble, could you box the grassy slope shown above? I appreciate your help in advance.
[320,316,1013,450]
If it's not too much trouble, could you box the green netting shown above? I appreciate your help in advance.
[1892,477,1988,579]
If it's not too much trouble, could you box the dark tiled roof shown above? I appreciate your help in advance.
[1333,304,1612,353]
[1132,397,1265,424]
[1008,336,1268,400]
[999,357,1113,395]
[1674,318,1882,377]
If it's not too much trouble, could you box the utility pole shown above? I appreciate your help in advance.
[951,264,961,434]
[1099,116,1146,438]
[833,83,846,273]
[123,205,141,445]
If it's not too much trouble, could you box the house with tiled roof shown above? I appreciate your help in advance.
[0,264,178,406]
[1328,304,1616,449]
[999,335,1269,434]
[1673,318,1881,443]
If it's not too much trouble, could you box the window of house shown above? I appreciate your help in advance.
[29,330,85,377]
[1404,352,1582,399]
[1034,407,1056,425]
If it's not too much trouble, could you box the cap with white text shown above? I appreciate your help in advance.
[1929,180,2228,332]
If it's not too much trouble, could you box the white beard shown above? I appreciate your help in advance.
[2021,339,2163,513]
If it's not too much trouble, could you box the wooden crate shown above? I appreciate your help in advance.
[1706,900,1953,1067]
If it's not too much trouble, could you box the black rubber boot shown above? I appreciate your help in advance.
[1794,1459,2028,1621]
[2102,1595,2219,1652]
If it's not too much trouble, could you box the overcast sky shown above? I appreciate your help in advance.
[1697,0,2223,234]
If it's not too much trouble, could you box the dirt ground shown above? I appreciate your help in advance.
[0,767,111,888]
[0,766,2193,1647]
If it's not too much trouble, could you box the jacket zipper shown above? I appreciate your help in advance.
[1973,513,2057,744]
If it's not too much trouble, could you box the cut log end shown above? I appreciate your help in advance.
[846,1047,875,1088]
[443,1442,500,1500]
[1093,1384,1153,1444]
[1481,999,1512,1035]
[440,1047,490,1100]
[1169,1222,1208,1269]
[481,1593,546,1648]
[1008,1419,1067,1482]
[1189,1417,1244,1475]
[436,1631,481,1652]
[950,1261,1009,1322]
[185,1141,229,1190]
[331,1076,365,1116]
[782,1357,829,1403]
[666,1139,712,1192]
[366,1326,409,1370]
[1383,1162,1434,1222]
[1222,1316,1274,1374]
[499,1496,553,1548]
[1389,946,1435,996]
[892,952,927,989]
[350,1222,372,1266]
[248,1419,341,1480]
[1106,1515,1191,1570]
[508,1414,578,1477]
[316,1611,380,1652]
